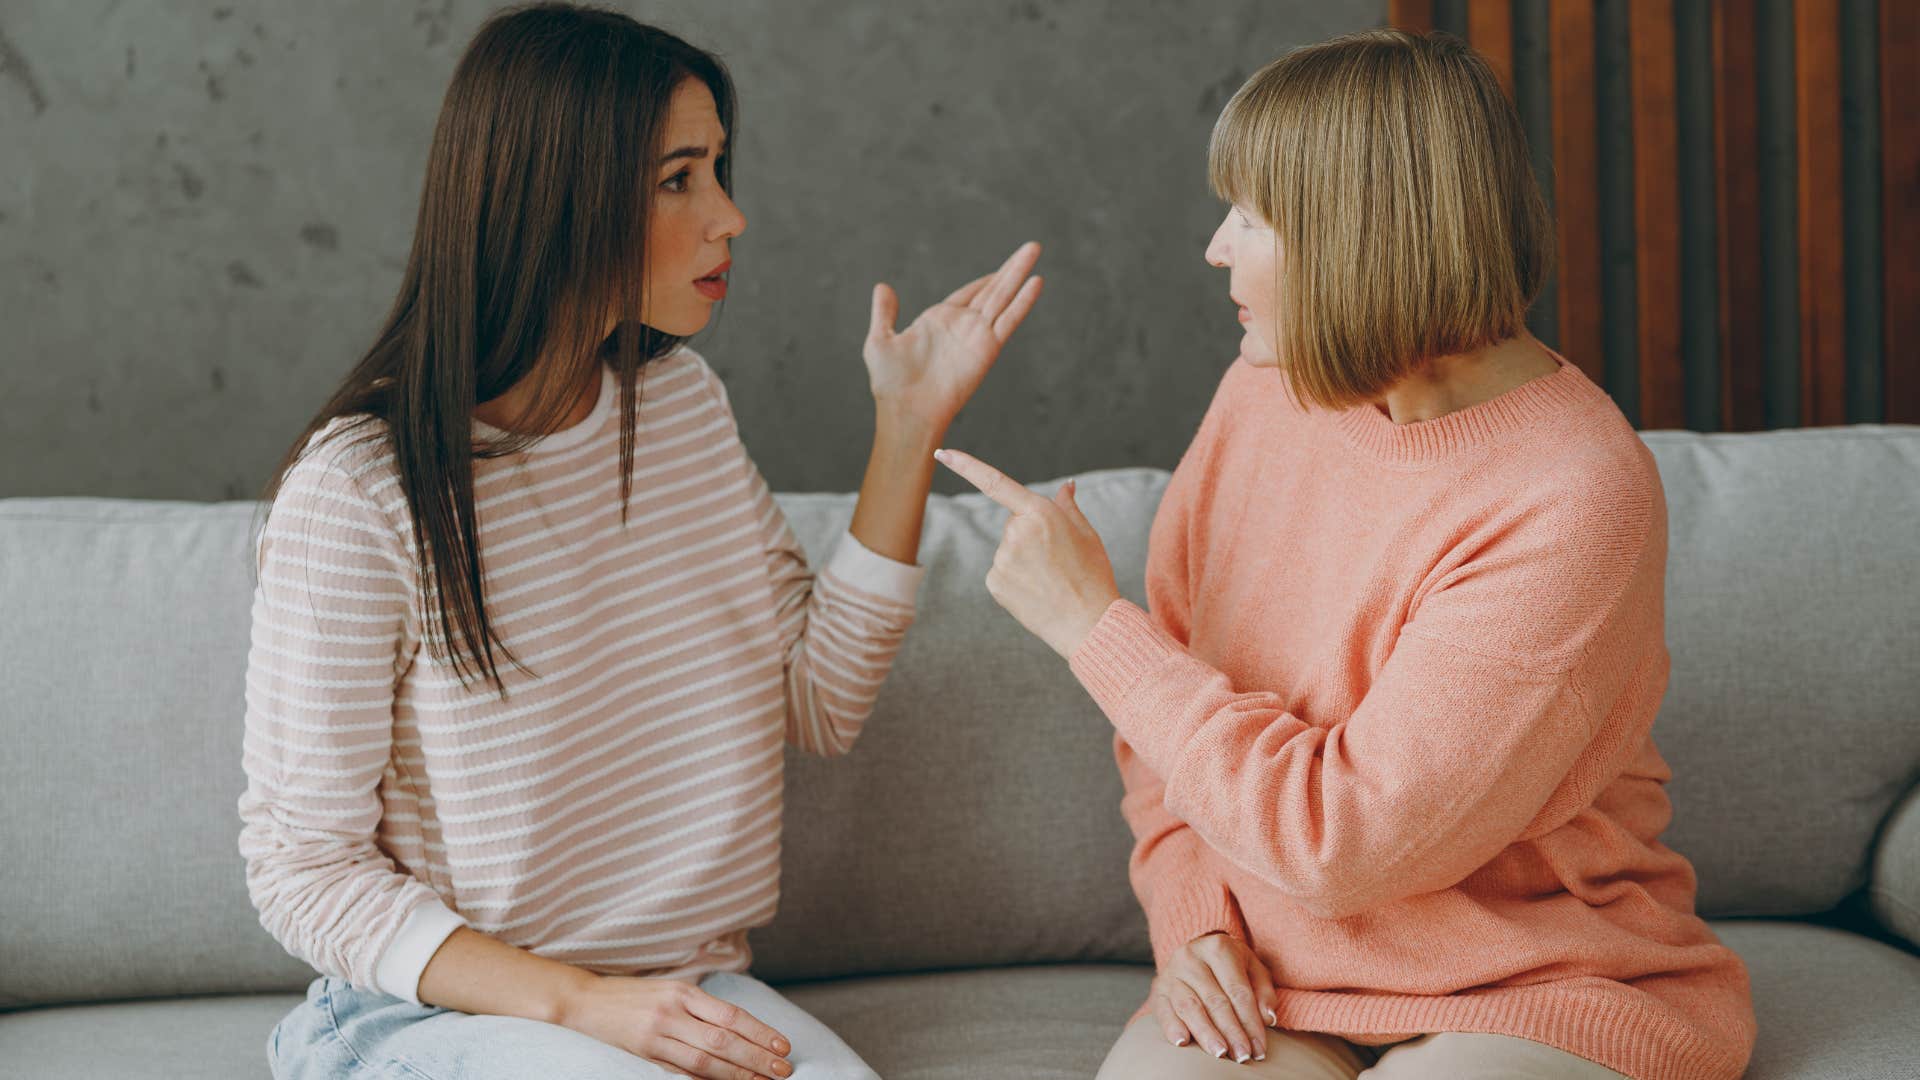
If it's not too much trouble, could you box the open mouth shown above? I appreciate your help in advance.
[694,259,730,301]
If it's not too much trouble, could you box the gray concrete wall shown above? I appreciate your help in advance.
[0,0,1379,500]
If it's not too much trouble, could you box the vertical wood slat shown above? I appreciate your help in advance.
[1795,0,1847,427]
[1630,0,1685,428]
[1886,0,1920,424]
[1467,0,1515,99]
[1550,1,1606,385]
[1389,0,1436,34]
[1712,0,1766,431]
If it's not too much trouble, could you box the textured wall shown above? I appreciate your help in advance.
[0,1,1378,499]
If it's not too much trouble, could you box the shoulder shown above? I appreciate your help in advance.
[267,415,410,561]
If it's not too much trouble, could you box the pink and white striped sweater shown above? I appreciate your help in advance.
[237,348,923,1003]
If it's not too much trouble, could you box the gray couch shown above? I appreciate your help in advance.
[4,426,1919,1079]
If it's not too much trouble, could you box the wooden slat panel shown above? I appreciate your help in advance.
[1886,0,1920,424]
[1389,0,1436,33]
[1712,0,1766,431]
[1795,0,1847,427]
[1468,0,1515,99]
[1550,0,1606,385]
[1630,0,1685,428]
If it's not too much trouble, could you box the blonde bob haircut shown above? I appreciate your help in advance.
[1209,29,1554,410]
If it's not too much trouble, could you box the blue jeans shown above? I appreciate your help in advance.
[269,972,881,1079]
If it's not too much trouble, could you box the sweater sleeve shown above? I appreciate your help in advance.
[1115,369,1249,965]
[697,357,925,757]
[236,444,462,1000]
[1071,471,1661,922]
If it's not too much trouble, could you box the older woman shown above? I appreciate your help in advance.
[938,28,1756,1080]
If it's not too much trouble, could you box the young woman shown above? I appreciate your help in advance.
[238,6,1040,1079]
[938,29,1757,1080]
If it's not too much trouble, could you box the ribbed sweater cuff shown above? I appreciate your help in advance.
[1151,880,1250,970]
[1069,599,1184,720]
[373,898,465,1005]
[822,528,926,607]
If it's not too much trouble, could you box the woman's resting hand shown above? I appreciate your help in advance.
[1151,931,1280,1064]
[559,974,794,1080]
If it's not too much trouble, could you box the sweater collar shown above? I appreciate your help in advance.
[1329,347,1596,465]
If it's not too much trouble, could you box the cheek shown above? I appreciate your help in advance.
[644,208,700,281]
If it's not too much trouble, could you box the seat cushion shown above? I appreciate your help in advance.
[1710,921,1920,1080]
[3,925,1915,1079]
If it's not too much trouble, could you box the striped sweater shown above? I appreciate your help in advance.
[237,348,923,1003]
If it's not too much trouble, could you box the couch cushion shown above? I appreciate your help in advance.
[1640,428,1920,917]
[4,925,1917,1080]
[747,469,1163,982]
[0,499,316,1009]
[1709,920,1920,1079]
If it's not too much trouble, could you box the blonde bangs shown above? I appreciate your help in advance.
[1202,30,1553,410]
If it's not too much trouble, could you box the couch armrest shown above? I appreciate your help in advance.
[1869,781,1920,952]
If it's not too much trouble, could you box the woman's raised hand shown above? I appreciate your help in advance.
[1151,932,1280,1064]
[931,450,1120,659]
[558,974,793,1080]
[864,241,1043,439]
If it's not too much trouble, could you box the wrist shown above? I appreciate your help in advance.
[548,966,602,1031]
[871,404,945,453]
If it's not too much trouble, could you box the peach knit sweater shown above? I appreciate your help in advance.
[1069,353,1756,1080]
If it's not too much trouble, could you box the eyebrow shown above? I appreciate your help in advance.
[660,136,729,165]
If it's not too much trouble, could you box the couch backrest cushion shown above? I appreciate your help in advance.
[1638,428,1920,917]
[0,499,315,1008]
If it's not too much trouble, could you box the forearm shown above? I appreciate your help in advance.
[415,926,596,1026]
[847,409,942,565]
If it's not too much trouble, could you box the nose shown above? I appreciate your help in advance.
[1205,216,1231,268]
[709,188,747,243]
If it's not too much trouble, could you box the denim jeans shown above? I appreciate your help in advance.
[269,971,881,1079]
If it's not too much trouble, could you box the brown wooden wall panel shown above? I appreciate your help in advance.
[1389,0,1435,34]
[1467,0,1515,99]
[1550,0,1606,384]
[1886,0,1920,424]
[1630,0,1685,429]
[1794,0,1847,427]
[1712,0,1766,431]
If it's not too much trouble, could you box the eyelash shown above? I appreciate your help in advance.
[661,158,726,194]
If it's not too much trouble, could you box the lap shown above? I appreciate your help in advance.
[1095,1015,1372,1080]
[269,973,878,1080]
[1095,1016,1629,1080]
[1363,1032,1630,1079]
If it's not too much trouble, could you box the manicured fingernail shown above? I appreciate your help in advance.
[1211,1043,1227,1059]
[1235,1050,1250,1063]
[1262,1007,1276,1025]
[1174,1035,1189,1046]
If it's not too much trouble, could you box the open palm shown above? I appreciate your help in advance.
[863,241,1043,435]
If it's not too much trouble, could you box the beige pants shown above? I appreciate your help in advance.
[1095,1016,1631,1079]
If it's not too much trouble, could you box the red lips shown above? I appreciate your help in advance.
[695,259,730,301]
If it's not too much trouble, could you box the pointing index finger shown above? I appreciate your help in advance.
[934,448,1049,515]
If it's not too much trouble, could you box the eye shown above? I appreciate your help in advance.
[661,169,690,193]
[1236,208,1256,228]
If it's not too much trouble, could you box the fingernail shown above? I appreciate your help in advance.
[1262,1007,1276,1025]
[933,449,947,462]
[1235,1050,1250,1063]
[1174,1035,1189,1047]
[1211,1043,1227,1059]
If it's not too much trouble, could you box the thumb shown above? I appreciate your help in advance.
[867,282,899,345]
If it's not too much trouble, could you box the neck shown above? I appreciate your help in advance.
[473,364,601,434]
[1372,331,1559,425]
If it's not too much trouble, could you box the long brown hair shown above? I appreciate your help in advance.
[258,3,736,694]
